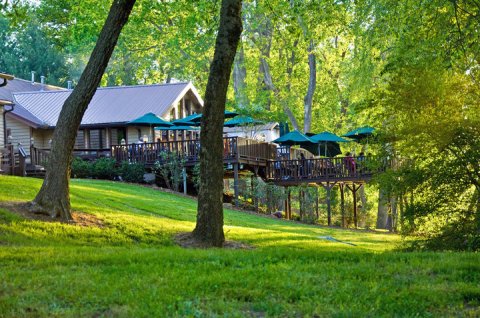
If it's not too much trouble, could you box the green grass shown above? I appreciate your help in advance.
[0,176,479,317]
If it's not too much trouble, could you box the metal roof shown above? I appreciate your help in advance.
[11,82,203,128]
[0,77,63,101]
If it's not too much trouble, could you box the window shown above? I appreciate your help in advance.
[170,108,176,120]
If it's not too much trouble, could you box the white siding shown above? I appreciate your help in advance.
[127,126,152,144]
[31,129,54,149]
[5,116,32,155]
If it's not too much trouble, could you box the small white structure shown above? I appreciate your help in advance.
[223,122,280,142]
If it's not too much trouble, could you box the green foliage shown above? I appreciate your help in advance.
[0,176,479,317]
[70,158,93,179]
[119,161,145,183]
[91,158,117,180]
[153,152,186,192]
[192,163,200,191]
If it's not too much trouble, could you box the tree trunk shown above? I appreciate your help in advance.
[192,0,243,247]
[29,0,136,220]
[376,187,388,229]
[303,39,316,134]
[233,45,249,108]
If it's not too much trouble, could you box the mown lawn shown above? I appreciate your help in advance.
[0,176,478,317]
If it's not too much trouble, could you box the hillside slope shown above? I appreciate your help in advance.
[0,176,478,317]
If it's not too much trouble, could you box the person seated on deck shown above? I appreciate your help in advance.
[298,153,307,178]
[357,152,365,174]
[344,152,356,176]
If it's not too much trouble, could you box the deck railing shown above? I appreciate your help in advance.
[30,146,111,166]
[0,145,15,174]
[111,137,276,166]
[266,156,387,183]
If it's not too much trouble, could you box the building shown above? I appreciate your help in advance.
[223,122,280,142]
[2,80,203,155]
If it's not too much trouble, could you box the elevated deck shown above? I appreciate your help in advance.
[265,156,384,186]
[29,138,387,187]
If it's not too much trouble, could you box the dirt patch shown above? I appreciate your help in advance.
[175,232,254,250]
[0,201,104,228]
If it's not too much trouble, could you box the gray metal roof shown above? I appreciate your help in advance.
[0,78,62,101]
[12,82,203,128]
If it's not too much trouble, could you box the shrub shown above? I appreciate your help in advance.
[153,151,186,192]
[71,158,93,178]
[119,161,145,183]
[92,158,117,180]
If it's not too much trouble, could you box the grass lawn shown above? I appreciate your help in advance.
[0,176,479,317]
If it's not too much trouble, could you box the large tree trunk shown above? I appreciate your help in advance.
[303,39,316,133]
[192,0,243,247]
[233,45,249,108]
[29,0,136,220]
[376,187,388,229]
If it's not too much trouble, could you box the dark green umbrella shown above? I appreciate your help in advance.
[172,110,239,126]
[310,131,350,157]
[224,116,263,127]
[273,130,319,155]
[127,112,173,127]
[155,125,199,131]
[342,126,375,141]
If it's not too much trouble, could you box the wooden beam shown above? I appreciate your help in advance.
[340,183,345,228]
[233,163,239,207]
[320,181,337,226]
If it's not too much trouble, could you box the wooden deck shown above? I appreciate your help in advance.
[265,156,385,186]
[110,137,277,167]
[29,137,387,188]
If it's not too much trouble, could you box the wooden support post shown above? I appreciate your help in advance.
[251,174,259,212]
[320,182,336,226]
[287,188,292,220]
[346,183,362,228]
[182,167,187,195]
[233,163,239,207]
[284,187,288,219]
[326,185,332,226]
[353,184,358,228]
[315,186,319,220]
[340,183,345,228]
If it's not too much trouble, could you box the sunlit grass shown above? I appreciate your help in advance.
[0,175,478,317]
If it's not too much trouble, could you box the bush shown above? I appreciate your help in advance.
[119,161,145,183]
[92,158,117,180]
[153,151,186,192]
[71,158,93,178]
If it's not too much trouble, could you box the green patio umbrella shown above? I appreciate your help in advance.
[127,112,173,142]
[127,112,173,127]
[273,130,319,155]
[342,126,375,141]
[310,131,350,157]
[224,116,263,127]
[172,110,239,126]
[155,125,199,131]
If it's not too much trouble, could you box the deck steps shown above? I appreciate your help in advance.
[26,164,46,178]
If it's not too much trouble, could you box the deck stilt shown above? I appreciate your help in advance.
[321,182,337,226]
[340,183,345,228]
[233,163,239,207]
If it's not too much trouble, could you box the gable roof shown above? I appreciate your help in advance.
[11,82,203,128]
[0,77,63,102]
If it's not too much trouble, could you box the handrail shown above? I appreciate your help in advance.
[266,156,387,182]
[111,137,267,165]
